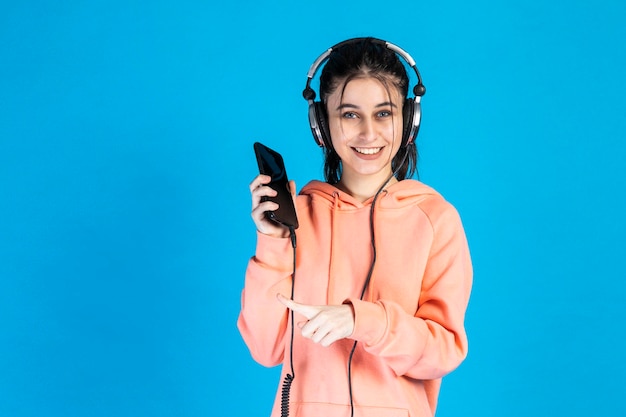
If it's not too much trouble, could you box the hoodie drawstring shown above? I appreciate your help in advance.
[327,191,341,302]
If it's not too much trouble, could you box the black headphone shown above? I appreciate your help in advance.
[302,37,426,149]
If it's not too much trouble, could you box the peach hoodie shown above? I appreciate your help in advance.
[238,179,472,417]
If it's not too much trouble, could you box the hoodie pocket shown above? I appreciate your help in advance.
[295,402,409,417]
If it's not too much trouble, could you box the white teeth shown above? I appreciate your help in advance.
[355,147,382,155]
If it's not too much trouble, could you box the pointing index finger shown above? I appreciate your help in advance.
[277,294,316,320]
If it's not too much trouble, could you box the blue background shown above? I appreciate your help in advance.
[1,1,625,416]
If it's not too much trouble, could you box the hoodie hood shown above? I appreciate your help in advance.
[299,179,439,210]
[296,178,444,308]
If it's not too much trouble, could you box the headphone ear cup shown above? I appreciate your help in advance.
[402,98,421,147]
[307,101,324,147]
[312,101,331,147]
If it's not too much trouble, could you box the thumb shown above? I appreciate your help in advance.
[288,180,296,196]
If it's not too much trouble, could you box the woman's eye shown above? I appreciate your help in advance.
[377,110,392,118]
[342,112,358,119]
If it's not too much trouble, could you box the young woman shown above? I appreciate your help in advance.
[238,37,472,417]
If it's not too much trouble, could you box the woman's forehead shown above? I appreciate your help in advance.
[331,76,403,103]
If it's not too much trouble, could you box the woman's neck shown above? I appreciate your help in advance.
[337,172,398,203]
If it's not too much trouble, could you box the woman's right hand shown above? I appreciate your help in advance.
[249,174,295,238]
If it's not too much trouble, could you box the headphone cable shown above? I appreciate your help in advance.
[347,150,409,417]
[281,225,297,417]
[281,151,409,417]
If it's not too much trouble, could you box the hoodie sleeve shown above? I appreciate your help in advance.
[347,201,473,380]
[237,231,294,367]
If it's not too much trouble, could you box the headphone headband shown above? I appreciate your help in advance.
[303,37,426,148]
[303,37,426,101]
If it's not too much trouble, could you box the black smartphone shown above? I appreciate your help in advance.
[253,142,299,229]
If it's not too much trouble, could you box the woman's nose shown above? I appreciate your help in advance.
[359,118,377,141]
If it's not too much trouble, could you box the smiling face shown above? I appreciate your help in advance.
[326,76,404,193]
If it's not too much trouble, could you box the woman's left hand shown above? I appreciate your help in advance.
[277,294,355,347]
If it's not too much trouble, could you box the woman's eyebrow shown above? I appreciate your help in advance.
[336,103,359,111]
[376,102,398,108]
[335,102,398,111]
